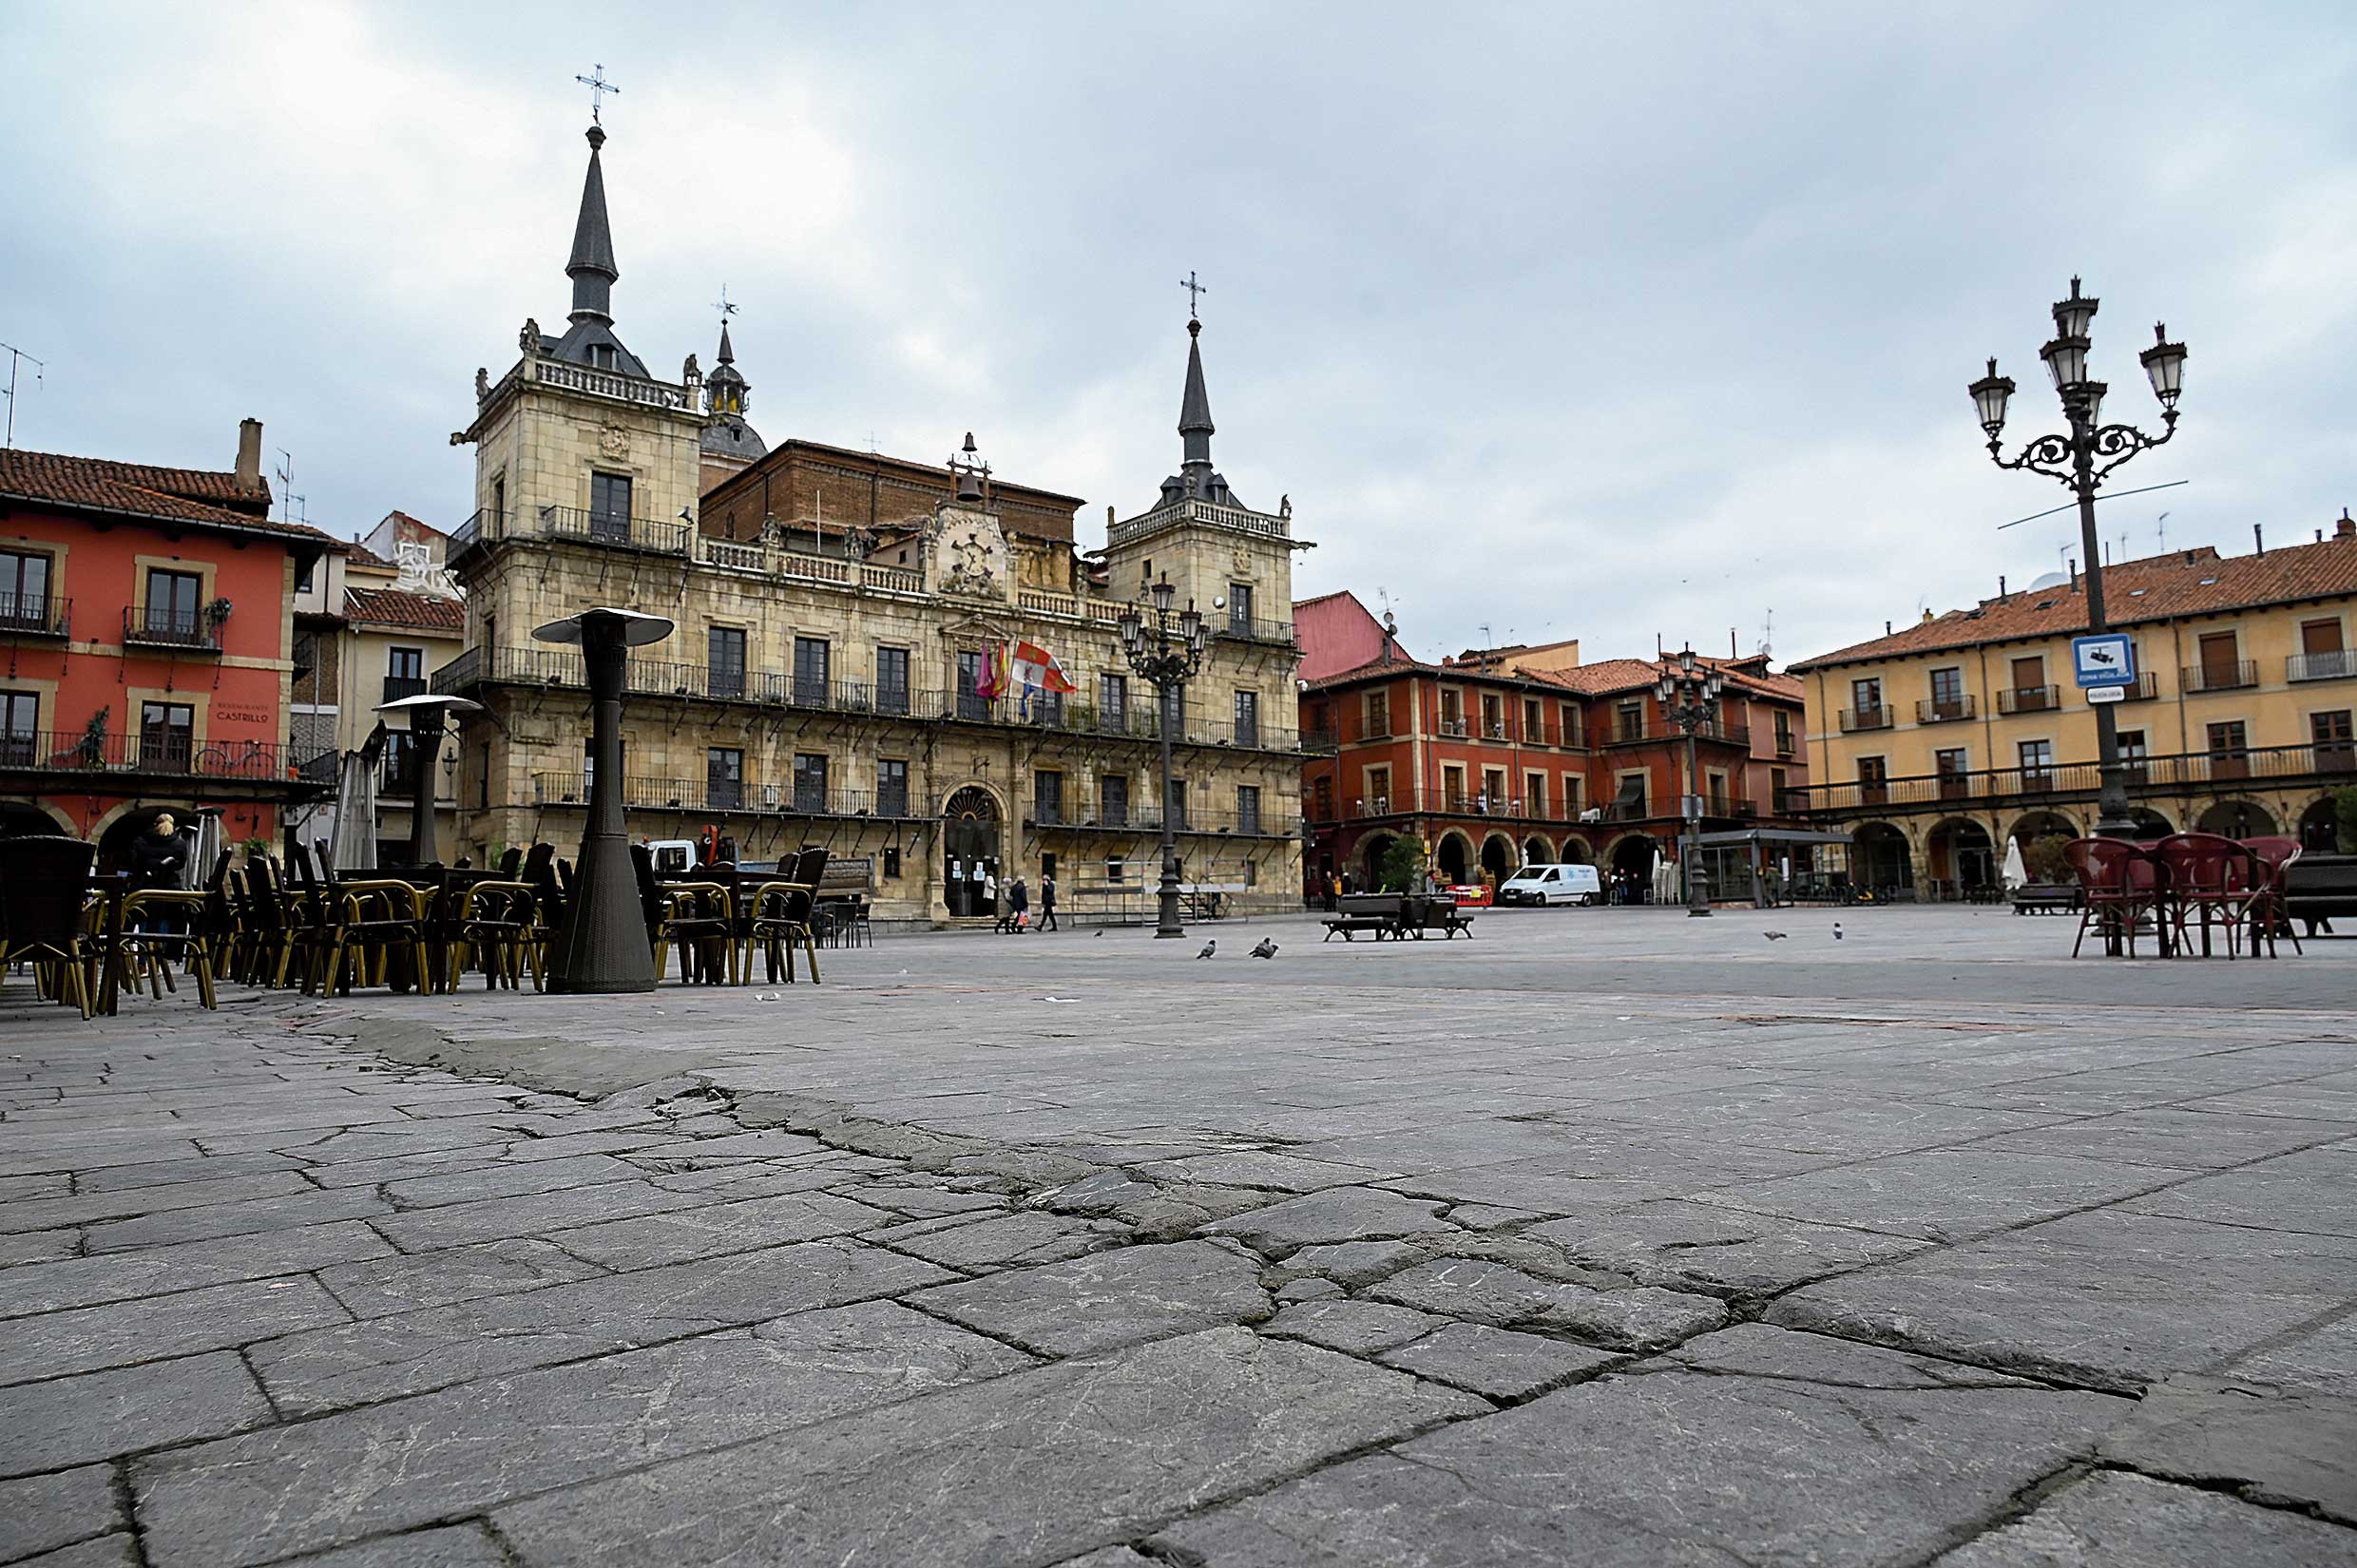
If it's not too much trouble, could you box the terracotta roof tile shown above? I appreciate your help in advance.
[1791,537,2357,672]
[343,586,464,634]
[0,448,329,541]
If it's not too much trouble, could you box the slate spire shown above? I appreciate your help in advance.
[1178,316,1215,474]
[566,125,620,326]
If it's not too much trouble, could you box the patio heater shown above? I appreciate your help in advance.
[535,607,675,993]
[372,692,484,869]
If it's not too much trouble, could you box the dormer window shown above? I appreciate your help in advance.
[588,344,616,371]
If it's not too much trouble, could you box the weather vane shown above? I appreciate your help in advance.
[576,64,619,124]
[1179,270,1207,321]
[714,285,738,321]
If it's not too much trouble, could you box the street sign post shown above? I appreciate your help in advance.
[2086,684,2125,704]
[2072,633,2136,689]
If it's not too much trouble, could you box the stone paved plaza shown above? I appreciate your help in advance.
[4,905,2355,1566]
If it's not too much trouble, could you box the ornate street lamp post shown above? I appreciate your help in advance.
[1657,649,1726,918]
[1969,278,2187,838]
[534,606,676,992]
[1117,572,1206,939]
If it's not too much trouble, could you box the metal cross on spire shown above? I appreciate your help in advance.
[1179,270,1207,321]
[576,64,620,124]
[713,284,738,320]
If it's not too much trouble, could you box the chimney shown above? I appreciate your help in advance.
[2339,508,2355,541]
[1885,620,1892,635]
[2069,559,2079,592]
[2253,524,2265,557]
[235,418,263,492]
[1998,574,2007,601]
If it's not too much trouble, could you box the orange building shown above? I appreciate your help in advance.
[1295,593,1809,899]
[0,422,334,862]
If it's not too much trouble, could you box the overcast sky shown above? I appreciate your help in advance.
[4,3,2350,667]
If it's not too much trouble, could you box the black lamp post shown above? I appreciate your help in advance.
[372,692,483,868]
[535,606,675,992]
[1657,648,1726,918]
[1970,278,2187,838]
[1117,572,1206,939]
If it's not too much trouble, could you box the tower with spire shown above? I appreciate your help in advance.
[699,314,767,493]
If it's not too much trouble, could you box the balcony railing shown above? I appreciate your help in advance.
[449,505,691,562]
[1106,495,1291,549]
[1916,696,1976,724]
[2183,660,2258,694]
[1996,685,2060,715]
[1438,717,1468,737]
[0,730,305,781]
[1216,613,1300,647]
[1027,805,1298,839]
[527,772,920,818]
[1602,720,1753,747]
[2289,649,2357,683]
[381,675,428,704]
[2107,672,2160,703]
[1839,707,1890,733]
[1783,739,2357,816]
[123,605,220,652]
[0,594,69,639]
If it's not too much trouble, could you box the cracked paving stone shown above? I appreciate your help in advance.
[0,1170,318,1234]
[1369,1257,1727,1351]
[133,1300,1029,1568]
[0,1220,391,1320]
[1380,1322,1620,1400]
[878,1210,1130,1272]
[2121,1146,2357,1239]
[1662,1323,2047,1388]
[1527,1200,1932,1297]
[1931,1469,2357,1567]
[82,1188,394,1253]
[1048,1550,1159,1568]
[251,1237,954,1415]
[2234,1310,2357,1397]
[15,1534,139,1566]
[0,1273,351,1385]
[488,1328,1486,1567]
[1704,1147,2197,1244]
[1200,1185,1456,1255]
[910,1239,1270,1356]
[1031,1170,1159,1214]
[316,1237,608,1319]
[1273,1277,1343,1303]
[366,1177,718,1253]
[0,1463,120,1562]
[0,1351,275,1477]
[1277,1238,1426,1288]
[0,1230,79,1267]
[543,1190,894,1270]
[2095,1374,2357,1525]
[1261,1298,1445,1356]
[377,1151,644,1207]
[1156,1328,2130,1568]
[1135,1151,1399,1193]
[266,1521,510,1565]
[1770,1209,2357,1392]
[837,1179,1011,1218]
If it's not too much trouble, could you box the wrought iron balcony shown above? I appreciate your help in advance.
[2182,660,2258,694]
[1916,696,1976,724]
[1996,685,2059,715]
[1782,739,2357,816]
[528,772,922,819]
[0,729,304,781]
[0,594,68,640]
[381,675,428,704]
[1215,613,1300,647]
[447,504,690,563]
[123,605,220,652]
[1838,706,1890,733]
[2289,649,2357,683]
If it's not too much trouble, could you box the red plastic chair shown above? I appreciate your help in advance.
[2155,833,2252,958]
[2061,837,2161,958]
[2239,837,2304,959]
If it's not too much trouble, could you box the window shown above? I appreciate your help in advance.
[1100,672,1129,731]
[491,475,506,526]
[0,548,51,628]
[1034,770,1064,825]
[140,701,193,772]
[1365,689,1389,738]
[382,730,421,794]
[1525,772,1546,816]
[1160,685,1183,737]
[588,343,617,371]
[588,471,632,540]
[2018,738,2055,790]
[1366,765,1390,813]
[1562,704,1584,747]
[2206,720,2249,780]
[144,568,202,639]
[2117,727,2149,783]
[2314,710,2354,771]
[1563,774,1584,816]
[1042,851,1059,883]
[1523,699,1544,743]
[876,646,910,715]
[2295,621,2349,682]
[0,690,37,766]
[295,557,316,595]
[1236,785,1262,835]
[1166,775,1188,830]
[1769,766,1790,812]
[883,847,902,879]
[1482,768,1506,809]
[1443,764,1467,809]
[1773,709,1793,755]
[582,735,596,792]
[794,638,831,705]
[385,645,424,703]
[793,753,830,813]
[709,627,747,699]
[1615,700,1644,742]
[1229,582,1254,631]
[1481,694,1504,739]
[2007,656,2052,712]
[1849,678,1884,723]
[1106,857,1127,884]
[2197,631,2241,689]
[1243,858,1258,888]
[1312,776,1333,820]
[958,649,988,719]
[1438,688,1465,736]
[1101,774,1129,827]
[1234,690,1259,747]
[1705,771,1729,814]
[1929,666,1964,719]
[1935,747,1968,798]
[877,758,910,818]
[706,747,744,810]
[1858,755,1888,803]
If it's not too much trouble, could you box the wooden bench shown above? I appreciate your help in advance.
[2285,852,2357,936]
[1403,895,1475,940]
[2009,885,2082,915]
[1323,892,1402,941]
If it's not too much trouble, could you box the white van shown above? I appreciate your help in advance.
[1498,863,1601,907]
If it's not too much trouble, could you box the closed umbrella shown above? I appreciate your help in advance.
[2002,837,2028,891]
[188,809,222,889]
[330,742,381,872]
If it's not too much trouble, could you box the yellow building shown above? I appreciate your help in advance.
[1787,520,2357,894]
[435,120,1308,924]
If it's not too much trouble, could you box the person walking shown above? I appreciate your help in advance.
[1040,870,1059,932]
[1006,875,1030,932]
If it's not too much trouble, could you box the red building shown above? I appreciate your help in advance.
[0,421,334,861]
[1295,593,1810,899]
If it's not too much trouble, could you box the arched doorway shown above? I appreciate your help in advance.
[2127,807,2173,841]
[1926,818,1995,898]
[0,800,68,838]
[1851,822,1913,895]
[1609,833,1658,903]
[2008,810,2078,849]
[1523,833,1555,865]
[1358,832,1396,889]
[2196,799,2277,838]
[2299,796,2344,853]
[942,786,1000,917]
[1435,832,1470,886]
[1479,832,1515,889]
[1559,836,1594,865]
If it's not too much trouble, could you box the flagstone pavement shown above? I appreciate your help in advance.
[4,905,2355,1566]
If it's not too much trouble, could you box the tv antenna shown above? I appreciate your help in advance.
[2156,510,2169,551]
[1,340,45,449]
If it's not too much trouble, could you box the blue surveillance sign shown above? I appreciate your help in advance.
[2073,634,2136,688]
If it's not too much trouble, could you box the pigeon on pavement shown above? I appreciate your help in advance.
[1763,931,1788,941]
[1197,940,1217,959]
[1251,938,1278,958]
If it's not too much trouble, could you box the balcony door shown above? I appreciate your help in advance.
[2010,656,2050,712]
[588,472,632,542]
[1857,755,1888,808]
[0,550,49,629]
[2314,709,2355,773]
[2205,721,2249,781]
[2197,632,2239,690]
[0,691,36,766]
[145,568,201,640]
[140,701,193,773]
